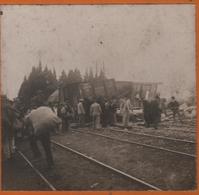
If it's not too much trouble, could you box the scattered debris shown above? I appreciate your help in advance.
[90,182,99,189]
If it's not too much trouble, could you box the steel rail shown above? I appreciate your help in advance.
[52,140,162,191]
[115,124,196,134]
[17,150,57,191]
[106,127,195,144]
[72,130,196,158]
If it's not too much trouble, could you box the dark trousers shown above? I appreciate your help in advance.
[172,110,182,122]
[62,118,69,131]
[78,114,85,127]
[30,132,54,167]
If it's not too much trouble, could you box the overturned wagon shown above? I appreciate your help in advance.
[116,81,161,107]
[58,79,117,106]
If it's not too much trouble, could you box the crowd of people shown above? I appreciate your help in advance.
[50,94,183,132]
[2,93,183,169]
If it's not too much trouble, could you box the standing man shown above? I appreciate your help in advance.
[77,99,85,127]
[110,99,117,126]
[25,106,61,169]
[90,98,102,129]
[168,96,182,122]
[60,100,73,131]
[104,99,111,127]
[150,95,161,129]
[143,99,151,128]
[2,96,16,160]
[121,95,132,129]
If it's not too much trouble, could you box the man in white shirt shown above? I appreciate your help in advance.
[90,99,102,129]
[77,99,85,127]
[121,96,132,129]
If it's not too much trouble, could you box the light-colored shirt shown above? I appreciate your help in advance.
[25,106,61,134]
[77,102,85,115]
[122,99,131,113]
[90,102,102,116]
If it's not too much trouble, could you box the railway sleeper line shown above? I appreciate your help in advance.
[72,129,196,158]
[17,143,162,191]
[114,124,196,134]
[17,150,57,191]
[103,127,195,144]
[51,140,162,191]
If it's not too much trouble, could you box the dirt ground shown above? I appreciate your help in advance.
[2,119,197,191]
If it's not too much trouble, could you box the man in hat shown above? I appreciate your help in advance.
[77,99,85,127]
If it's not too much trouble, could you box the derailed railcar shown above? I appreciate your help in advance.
[58,79,117,106]
[116,81,161,108]
[131,82,161,107]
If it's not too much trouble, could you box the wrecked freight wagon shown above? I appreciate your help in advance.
[58,79,117,107]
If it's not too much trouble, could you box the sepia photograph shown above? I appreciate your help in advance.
[1,4,197,191]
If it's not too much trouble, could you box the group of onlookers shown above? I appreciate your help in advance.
[56,94,183,131]
[57,97,119,130]
[2,93,183,170]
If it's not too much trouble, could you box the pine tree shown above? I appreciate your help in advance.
[53,67,57,80]
[18,62,58,111]
[98,66,106,81]
[94,64,98,81]
[88,67,94,82]
[74,68,82,82]
[84,68,89,82]
[59,70,68,85]
[67,69,75,83]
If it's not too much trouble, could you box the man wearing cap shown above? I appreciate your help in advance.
[77,99,85,127]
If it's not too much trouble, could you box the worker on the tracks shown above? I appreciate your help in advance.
[104,99,111,127]
[168,96,182,122]
[77,99,86,127]
[150,95,161,129]
[110,98,117,126]
[25,105,61,169]
[90,98,102,129]
[60,100,73,131]
[143,99,151,128]
[121,95,132,129]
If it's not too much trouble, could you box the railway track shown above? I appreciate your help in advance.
[15,131,196,190]
[116,123,196,134]
[72,129,196,158]
[17,150,57,191]
[51,140,162,191]
[17,143,161,191]
[108,127,195,144]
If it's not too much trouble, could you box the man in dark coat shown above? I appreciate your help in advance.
[168,96,182,122]
[143,100,151,127]
[143,95,161,129]
[150,95,161,129]
[2,96,16,160]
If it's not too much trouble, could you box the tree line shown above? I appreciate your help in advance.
[17,61,106,113]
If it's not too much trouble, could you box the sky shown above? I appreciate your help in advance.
[1,4,196,99]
